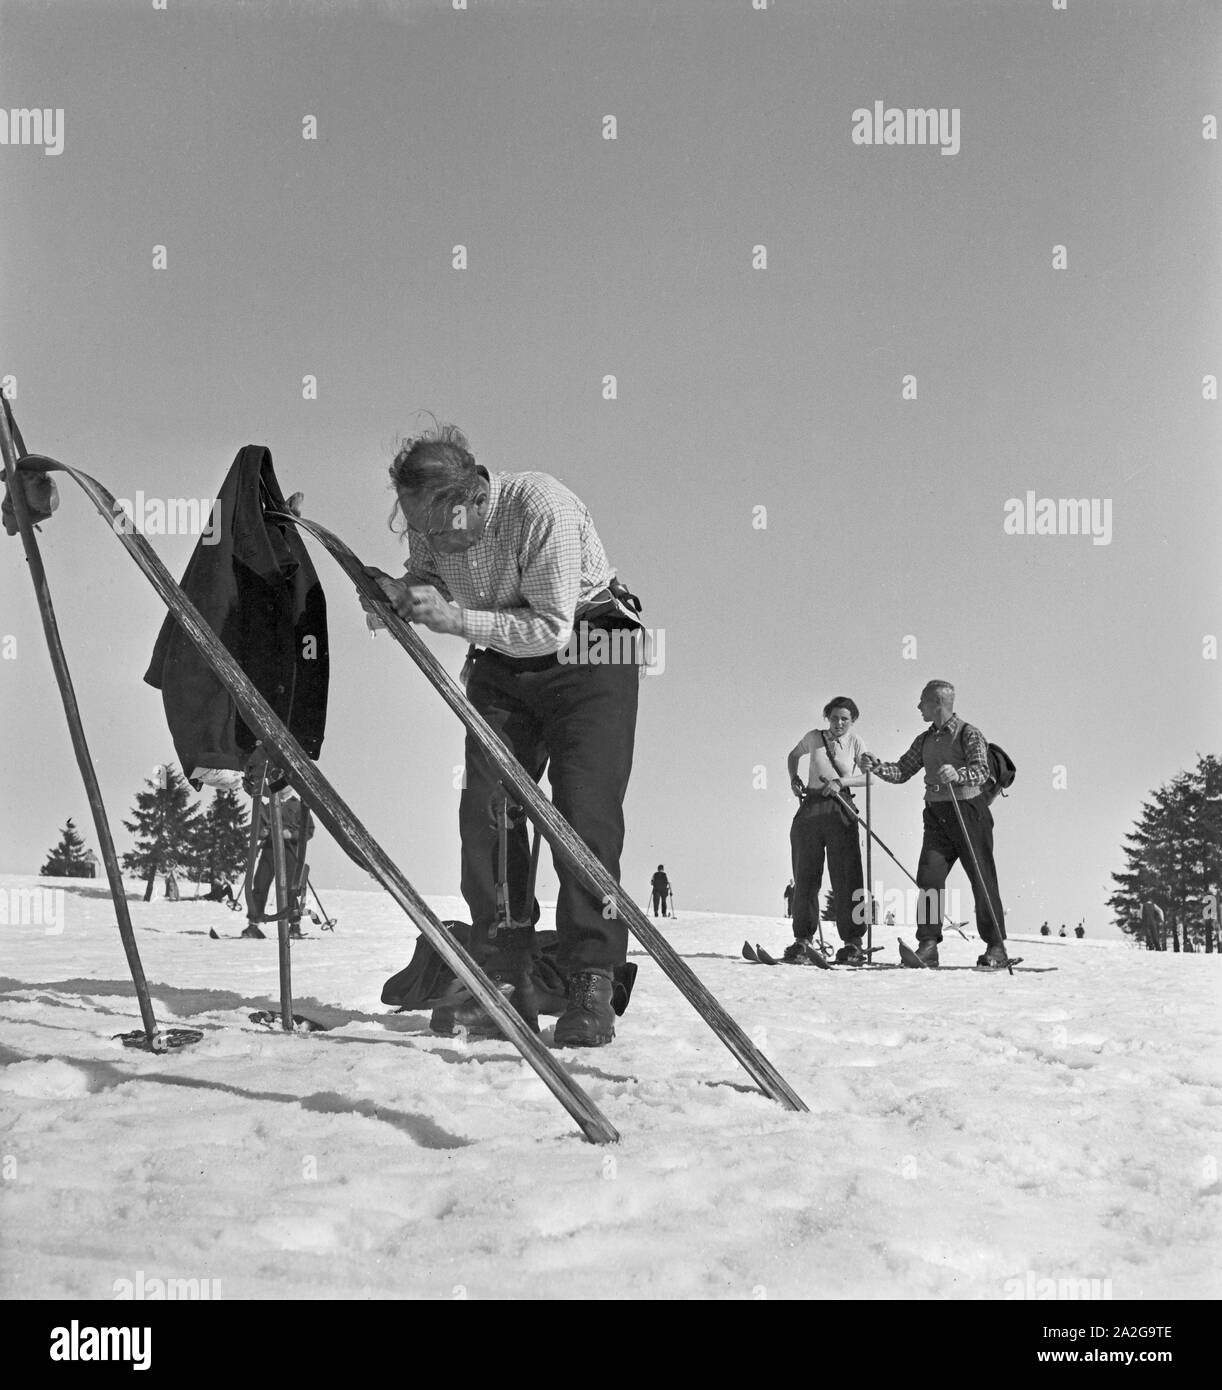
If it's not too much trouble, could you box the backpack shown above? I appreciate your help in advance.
[983,742,1016,806]
[923,725,1016,807]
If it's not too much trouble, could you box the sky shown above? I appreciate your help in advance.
[2,0,1219,938]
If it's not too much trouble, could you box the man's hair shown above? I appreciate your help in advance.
[387,417,484,534]
[823,696,860,721]
[922,681,955,703]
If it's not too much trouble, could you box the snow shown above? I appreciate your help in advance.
[1,873,1218,1300]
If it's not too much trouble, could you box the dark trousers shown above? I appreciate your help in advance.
[461,637,639,975]
[915,798,1006,945]
[247,840,300,920]
[651,891,668,916]
[790,796,864,943]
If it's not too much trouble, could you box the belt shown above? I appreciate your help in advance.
[468,589,642,660]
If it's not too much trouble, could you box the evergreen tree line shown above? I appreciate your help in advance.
[40,766,251,901]
[1109,753,1221,952]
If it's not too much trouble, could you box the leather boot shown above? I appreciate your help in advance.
[429,1005,456,1035]
[452,959,539,1037]
[554,970,616,1047]
[976,941,1009,970]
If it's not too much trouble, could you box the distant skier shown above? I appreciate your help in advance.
[205,878,236,906]
[1058,924,1067,938]
[1039,919,1050,936]
[650,865,671,917]
[243,790,312,939]
[1074,923,1085,939]
[784,878,794,918]
[860,680,1008,969]
[1141,900,1165,951]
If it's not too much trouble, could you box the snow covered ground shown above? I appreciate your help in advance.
[1,873,1218,1301]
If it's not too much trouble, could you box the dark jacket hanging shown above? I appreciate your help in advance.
[145,446,328,786]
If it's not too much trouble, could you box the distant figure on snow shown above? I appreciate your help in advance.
[1058,924,1067,938]
[1140,900,1165,951]
[650,865,671,917]
[244,790,313,939]
[1039,920,1050,936]
[1074,921,1085,939]
[784,878,794,917]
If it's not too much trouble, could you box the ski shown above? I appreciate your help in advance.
[899,937,1032,974]
[15,449,620,1144]
[944,963,1052,974]
[209,928,311,940]
[275,508,807,1114]
[746,942,833,969]
[898,938,930,969]
[975,957,1024,974]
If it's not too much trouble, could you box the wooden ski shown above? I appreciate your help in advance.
[276,510,808,1114]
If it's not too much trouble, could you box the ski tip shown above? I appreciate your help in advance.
[208,928,219,939]
[897,937,927,968]
[741,940,758,962]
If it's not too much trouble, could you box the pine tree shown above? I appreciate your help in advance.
[121,764,202,902]
[40,818,91,877]
[1109,755,1222,952]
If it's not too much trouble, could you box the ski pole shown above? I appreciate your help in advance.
[811,781,968,939]
[944,782,1008,959]
[0,407,169,1052]
[268,790,294,1031]
[865,768,874,959]
[307,878,336,930]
